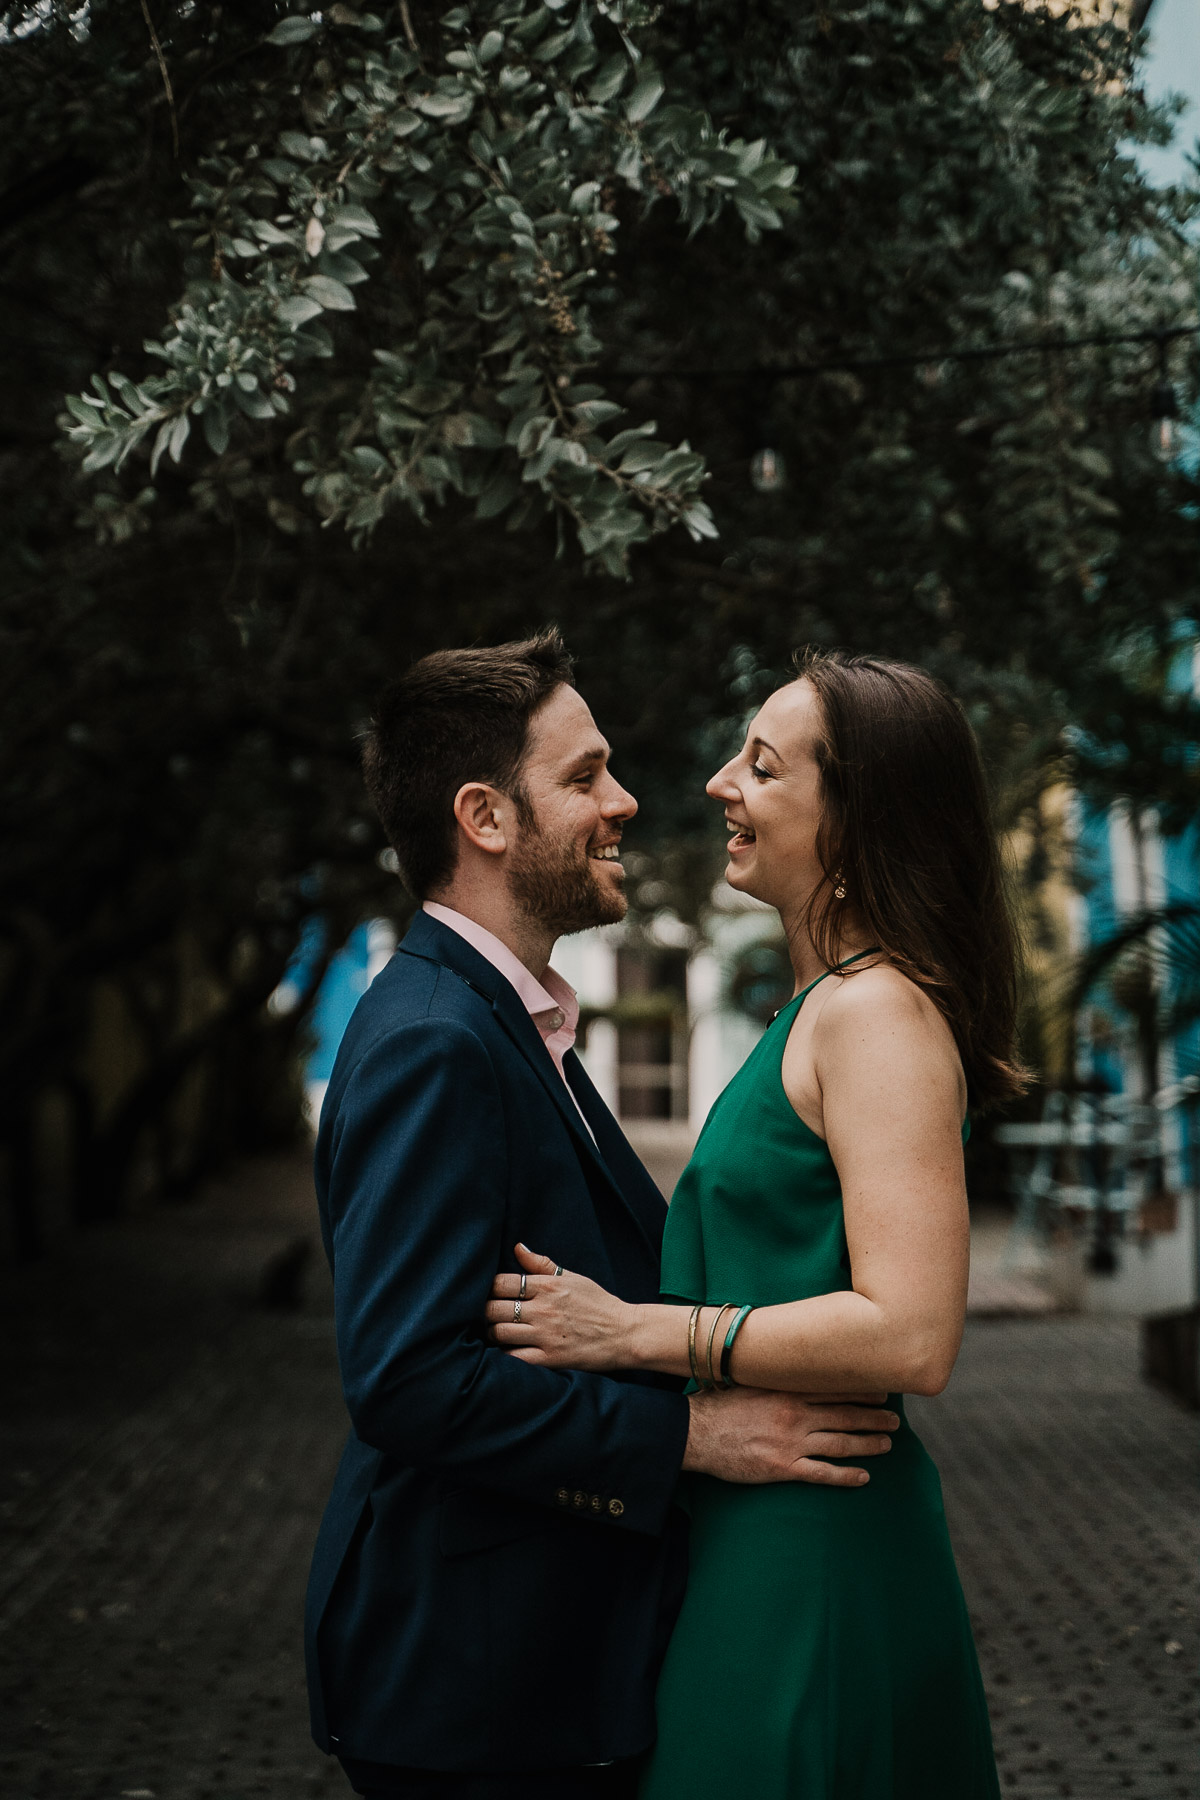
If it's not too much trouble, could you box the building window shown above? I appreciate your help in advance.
[615,948,689,1122]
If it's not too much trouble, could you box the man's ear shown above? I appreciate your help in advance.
[452,782,510,857]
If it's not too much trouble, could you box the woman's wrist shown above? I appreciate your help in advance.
[625,1303,695,1378]
[622,1302,655,1371]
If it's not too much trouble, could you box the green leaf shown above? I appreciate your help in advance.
[302,275,357,311]
[81,432,124,474]
[65,394,104,428]
[605,424,657,456]
[516,415,553,456]
[682,503,719,541]
[475,468,521,518]
[478,30,504,64]
[279,130,319,160]
[168,413,191,463]
[252,219,296,246]
[266,18,320,47]
[588,54,627,103]
[346,491,387,531]
[626,71,664,123]
[109,373,141,410]
[574,399,623,426]
[414,91,475,123]
[734,196,782,232]
[618,442,667,474]
[348,445,390,475]
[278,294,325,328]
[443,412,505,449]
[202,405,231,455]
[149,418,173,478]
[234,384,277,420]
[329,203,380,237]
[320,250,370,284]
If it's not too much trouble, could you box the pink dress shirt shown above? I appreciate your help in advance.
[422,903,594,1136]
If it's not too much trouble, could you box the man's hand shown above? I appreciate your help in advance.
[682,1387,898,1487]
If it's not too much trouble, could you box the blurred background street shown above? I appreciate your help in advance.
[1,1149,1196,1800]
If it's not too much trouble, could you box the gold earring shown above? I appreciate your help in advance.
[833,872,847,900]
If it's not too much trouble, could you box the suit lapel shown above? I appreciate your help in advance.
[563,1051,670,1247]
[488,986,661,1259]
[398,912,661,1257]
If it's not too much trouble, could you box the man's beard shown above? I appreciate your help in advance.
[507,813,627,939]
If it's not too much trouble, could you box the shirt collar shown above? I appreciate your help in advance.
[422,902,579,1032]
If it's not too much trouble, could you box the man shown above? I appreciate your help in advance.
[305,632,896,1800]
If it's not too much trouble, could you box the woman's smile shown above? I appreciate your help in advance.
[725,817,757,856]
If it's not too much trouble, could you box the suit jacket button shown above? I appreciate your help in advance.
[608,1498,625,1518]
[573,1490,587,1508]
[590,1495,602,1513]
[555,1488,569,1506]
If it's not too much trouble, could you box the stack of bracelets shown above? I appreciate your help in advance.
[686,1302,754,1391]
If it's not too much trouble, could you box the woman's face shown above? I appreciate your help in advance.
[706,678,828,913]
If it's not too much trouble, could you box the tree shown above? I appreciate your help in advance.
[2,0,1197,1241]
[59,0,796,574]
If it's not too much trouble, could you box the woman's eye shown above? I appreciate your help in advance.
[751,763,772,781]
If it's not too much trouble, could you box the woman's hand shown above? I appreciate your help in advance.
[486,1243,639,1372]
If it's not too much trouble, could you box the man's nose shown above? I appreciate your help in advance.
[603,779,638,820]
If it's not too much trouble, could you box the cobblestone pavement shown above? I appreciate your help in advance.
[1,1154,1195,1800]
[910,1325,1197,1799]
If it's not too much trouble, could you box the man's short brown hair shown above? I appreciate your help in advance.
[362,630,575,899]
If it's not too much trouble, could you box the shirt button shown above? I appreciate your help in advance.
[607,1498,625,1518]
[547,1009,565,1031]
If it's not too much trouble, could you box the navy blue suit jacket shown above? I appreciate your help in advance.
[305,911,691,1772]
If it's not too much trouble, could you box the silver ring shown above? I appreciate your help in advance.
[518,1271,528,1300]
[553,1264,564,1277]
[513,1298,522,1323]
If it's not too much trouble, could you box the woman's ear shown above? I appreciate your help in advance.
[452,781,509,856]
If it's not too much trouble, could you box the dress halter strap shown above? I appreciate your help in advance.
[773,946,882,1022]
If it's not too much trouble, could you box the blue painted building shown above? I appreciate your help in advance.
[1059,0,1200,1311]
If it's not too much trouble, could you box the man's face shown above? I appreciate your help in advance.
[506,685,637,937]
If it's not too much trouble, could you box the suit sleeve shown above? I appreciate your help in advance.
[320,1017,690,1537]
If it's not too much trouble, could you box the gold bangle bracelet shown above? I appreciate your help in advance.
[686,1302,704,1390]
[705,1304,735,1390]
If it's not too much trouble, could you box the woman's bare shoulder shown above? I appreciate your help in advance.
[814,962,966,1120]
[815,961,956,1052]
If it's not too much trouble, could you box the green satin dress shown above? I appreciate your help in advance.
[640,961,1000,1800]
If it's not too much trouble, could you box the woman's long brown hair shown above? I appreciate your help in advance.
[797,648,1027,1112]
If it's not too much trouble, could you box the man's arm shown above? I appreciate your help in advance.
[322,1018,690,1536]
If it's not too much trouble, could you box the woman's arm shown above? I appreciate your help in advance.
[745,969,968,1394]
[488,972,969,1397]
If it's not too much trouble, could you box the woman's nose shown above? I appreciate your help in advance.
[706,762,738,801]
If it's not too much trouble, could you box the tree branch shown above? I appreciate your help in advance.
[139,0,180,160]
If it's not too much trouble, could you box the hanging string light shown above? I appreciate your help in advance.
[1149,332,1181,465]
[747,371,787,491]
[749,445,787,492]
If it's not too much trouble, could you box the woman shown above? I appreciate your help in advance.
[487,651,1024,1799]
